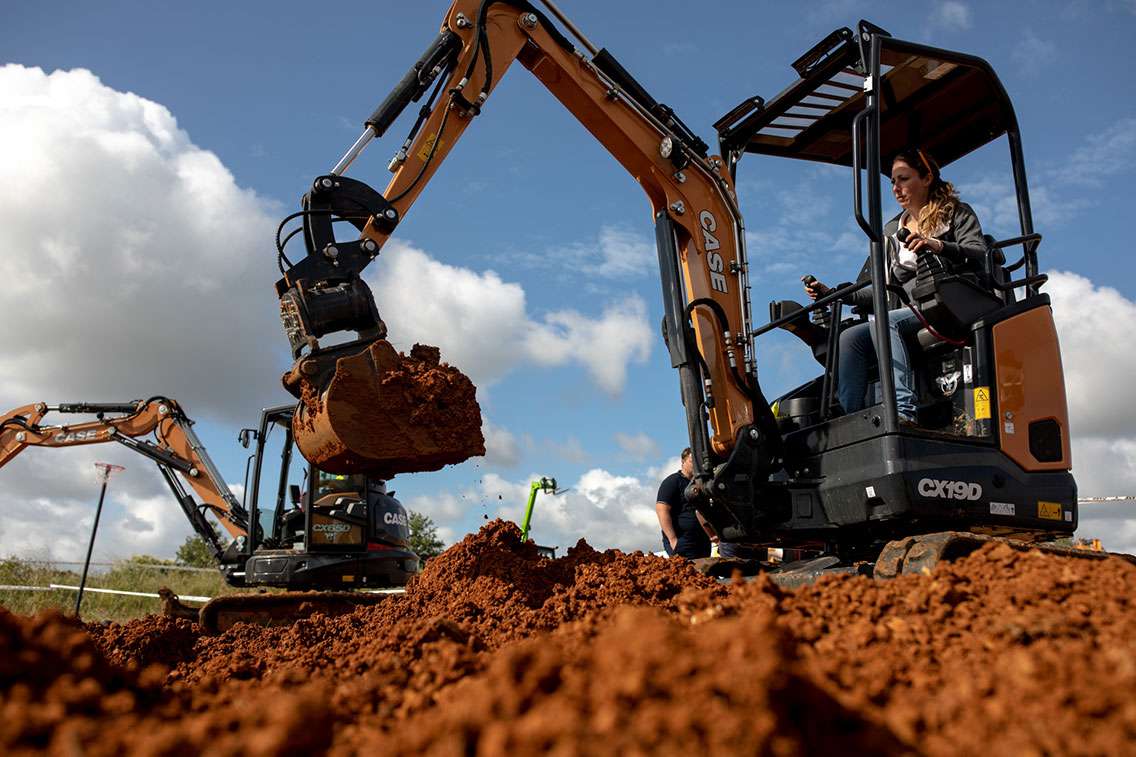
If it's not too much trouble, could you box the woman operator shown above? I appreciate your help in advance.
[805,148,988,425]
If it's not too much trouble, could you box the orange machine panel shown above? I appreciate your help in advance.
[992,305,1071,471]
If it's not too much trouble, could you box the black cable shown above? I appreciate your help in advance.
[388,97,453,204]
[685,298,763,404]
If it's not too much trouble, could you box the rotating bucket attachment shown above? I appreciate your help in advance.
[283,340,485,476]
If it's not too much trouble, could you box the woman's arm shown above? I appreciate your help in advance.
[940,203,988,264]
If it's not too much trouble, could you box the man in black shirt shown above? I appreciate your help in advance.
[655,447,712,558]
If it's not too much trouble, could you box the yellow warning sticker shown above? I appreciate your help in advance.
[416,133,445,162]
[1038,501,1062,520]
[974,387,991,420]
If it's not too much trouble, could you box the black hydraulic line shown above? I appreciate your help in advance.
[156,464,225,560]
[365,31,462,139]
[684,298,761,404]
[114,435,195,475]
[56,402,140,414]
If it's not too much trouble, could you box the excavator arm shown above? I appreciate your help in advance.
[275,1,782,523]
[0,399,250,560]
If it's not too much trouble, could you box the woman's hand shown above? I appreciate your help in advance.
[803,278,830,300]
[905,233,945,255]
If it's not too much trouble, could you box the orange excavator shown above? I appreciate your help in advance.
[0,398,419,629]
[275,2,1109,579]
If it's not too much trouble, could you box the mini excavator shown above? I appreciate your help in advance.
[0,399,418,629]
[272,2,1109,579]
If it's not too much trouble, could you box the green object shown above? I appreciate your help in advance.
[520,477,558,542]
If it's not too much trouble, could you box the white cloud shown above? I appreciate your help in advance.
[960,177,1089,236]
[1051,117,1136,188]
[1011,30,1057,76]
[481,419,521,468]
[481,468,664,552]
[547,437,590,464]
[929,1,973,31]
[369,243,652,394]
[0,64,287,421]
[0,445,200,561]
[504,225,655,280]
[591,226,655,278]
[1047,271,1136,439]
[613,432,659,461]
[1045,272,1136,551]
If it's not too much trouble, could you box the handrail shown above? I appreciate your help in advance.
[751,279,870,337]
[991,232,1042,250]
[850,108,877,242]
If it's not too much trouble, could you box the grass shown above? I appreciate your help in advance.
[0,556,239,623]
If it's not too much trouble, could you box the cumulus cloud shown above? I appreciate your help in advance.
[370,243,652,394]
[929,1,973,31]
[0,64,287,422]
[1047,272,1136,439]
[0,445,201,561]
[481,468,662,553]
[1045,272,1136,551]
[613,432,659,461]
[0,65,650,561]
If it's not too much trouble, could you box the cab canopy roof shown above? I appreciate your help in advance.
[717,23,1019,171]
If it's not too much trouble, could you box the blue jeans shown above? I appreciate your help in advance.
[837,308,920,419]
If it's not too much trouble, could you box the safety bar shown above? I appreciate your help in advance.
[851,108,878,242]
[751,279,870,337]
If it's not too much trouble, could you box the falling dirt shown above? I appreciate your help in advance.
[286,340,485,476]
[3,521,1135,755]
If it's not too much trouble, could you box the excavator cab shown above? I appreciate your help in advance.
[239,405,418,589]
[713,21,1076,561]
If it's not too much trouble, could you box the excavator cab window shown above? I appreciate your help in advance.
[314,471,367,503]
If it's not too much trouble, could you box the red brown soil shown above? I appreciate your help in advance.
[3,520,1134,755]
[289,340,484,476]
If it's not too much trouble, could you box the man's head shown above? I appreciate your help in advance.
[680,447,693,478]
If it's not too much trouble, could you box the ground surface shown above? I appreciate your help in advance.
[2,520,1133,755]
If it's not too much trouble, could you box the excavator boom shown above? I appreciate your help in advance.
[275,0,779,500]
[0,398,248,554]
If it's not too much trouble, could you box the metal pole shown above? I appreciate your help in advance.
[75,462,123,619]
[75,480,109,617]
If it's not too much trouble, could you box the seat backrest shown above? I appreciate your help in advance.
[984,234,1014,304]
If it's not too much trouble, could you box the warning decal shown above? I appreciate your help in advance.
[1038,501,1062,520]
[974,387,991,420]
[416,133,445,162]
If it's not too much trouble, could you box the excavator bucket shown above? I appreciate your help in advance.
[284,340,485,476]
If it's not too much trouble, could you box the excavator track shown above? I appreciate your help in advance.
[873,531,1136,579]
[188,591,400,634]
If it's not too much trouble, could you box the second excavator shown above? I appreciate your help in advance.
[271,1,1093,578]
[0,398,419,629]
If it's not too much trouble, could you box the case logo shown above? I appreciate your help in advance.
[698,210,729,294]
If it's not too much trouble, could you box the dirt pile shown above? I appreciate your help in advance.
[3,522,1134,755]
[289,340,484,475]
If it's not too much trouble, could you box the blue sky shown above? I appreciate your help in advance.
[2,0,1136,559]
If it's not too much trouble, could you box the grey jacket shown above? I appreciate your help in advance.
[848,202,987,313]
